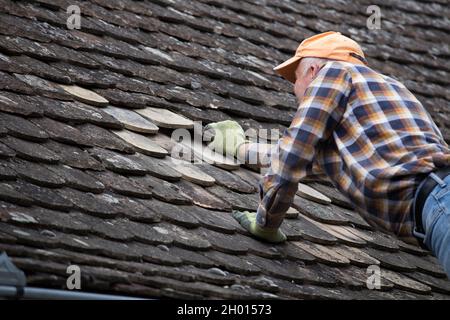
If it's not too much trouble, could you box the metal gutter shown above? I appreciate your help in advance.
[0,251,150,300]
[0,285,148,300]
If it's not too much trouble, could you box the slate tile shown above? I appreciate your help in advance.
[50,61,119,88]
[0,122,6,137]
[139,199,198,228]
[145,133,177,153]
[114,76,162,96]
[94,88,160,109]
[308,182,355,210]
[246,254,336,286]
[85,218,133,242]
[184,139,240,170]
[381,269,432,295]
[172,162,216,187]
[40,98,122,129]
[276,242,316,264]
[114,219,173,245]
[102,106,159,134]
[9,159,65,188]
[347,228,400,252]
[86,53,141,76]
[407,272,450,294]
[44,164,105,193]
[88,147,147,175]
[131,243,183,266]
[56,188,121,218]
[238,275,280,294]
[132,175,192,205]
[59,84,110,107]
[87,170,152,199]
[398,240,429,256]
[196,163,256,193]
[133,273,273,299]
[292,241,351,267]
[308,219,367,247]
[49,41,102,67]
[231,233,285,259]
[164,101,230,125]
[132,153,182,181]
[201,250,261,275]
[13,73,69,99]
[136,106,194,129]
[0,34,54,58]
[0,112,48,142]
[8,55,72,84]
[0,222,59,248]
[292,196,349,225]
[11,258,68,279]
[330,204,374,230]
[0,142,15,159]
[0,136,61,163]
[396,251,447,278]
[151,222,211,251]
[61,235,140,260]
[0,228,17,243]
[182,265,238,286]
[10,180,73,212]
[297,182,332,205]
[0,183,34,206]
[6,206,90,234]
[113,129,168,158]
[183,206,238,234]
[44,140,104,171]
[282,215,339,245]
[269,277,348,300]
[30,117,93,147]
[0,160,16,179]
[198,227,248,254]
[77,124,134,153]
[175,179,232,211]
[110,196,161,223]
[166,247,216,269]
[211,96,294,126]
[285,207,300,219]
[363,248,416,272]
[114,283,192,299]
[207,184,260,211]
[332,245,380,268]
[0,71,35,95]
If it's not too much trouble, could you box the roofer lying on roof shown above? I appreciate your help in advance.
[205,31,450,278]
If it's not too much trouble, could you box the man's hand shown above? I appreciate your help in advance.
[232,210,287,243]
[204,120,247,158]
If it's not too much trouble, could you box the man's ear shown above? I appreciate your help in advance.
[310,63,322,79]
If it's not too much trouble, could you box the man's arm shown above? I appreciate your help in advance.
[251,63,353,233]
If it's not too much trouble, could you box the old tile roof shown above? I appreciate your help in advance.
[0,0,449,299]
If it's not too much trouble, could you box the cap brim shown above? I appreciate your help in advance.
[273,56,301,83]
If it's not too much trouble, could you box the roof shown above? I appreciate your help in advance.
[0,0,449,300]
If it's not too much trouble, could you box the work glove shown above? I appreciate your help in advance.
[204,120,248,158]
[232,210,287,243]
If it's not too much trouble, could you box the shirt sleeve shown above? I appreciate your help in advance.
[255,62,353,229]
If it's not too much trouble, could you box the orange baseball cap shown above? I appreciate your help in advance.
[273,31,367,83]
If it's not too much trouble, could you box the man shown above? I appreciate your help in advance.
[205,31,450,277]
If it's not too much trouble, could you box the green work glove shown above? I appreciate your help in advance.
[232,210,287,243]
[204,120,247,158]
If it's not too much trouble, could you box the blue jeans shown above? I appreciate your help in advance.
[414,172,450,277]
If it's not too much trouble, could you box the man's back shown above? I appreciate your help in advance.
[315,61,450,242]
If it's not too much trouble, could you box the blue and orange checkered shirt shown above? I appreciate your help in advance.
[251,60,450,244]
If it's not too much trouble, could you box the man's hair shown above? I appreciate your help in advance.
[300,57,330,76]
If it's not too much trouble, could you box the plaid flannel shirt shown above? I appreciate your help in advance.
[251,60,450,243]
